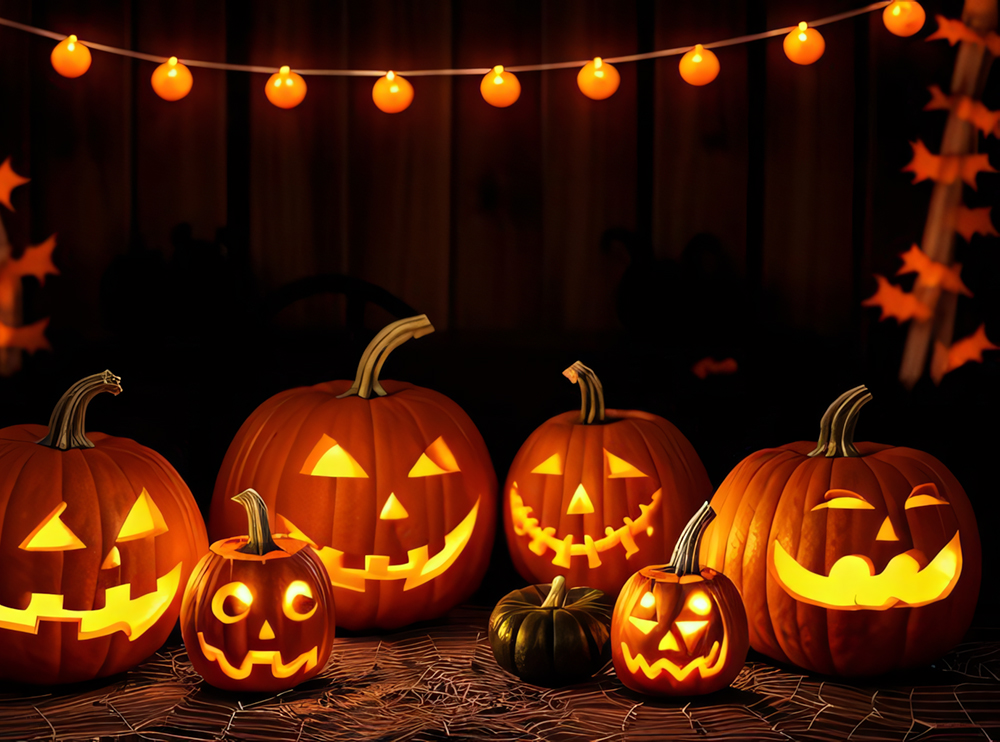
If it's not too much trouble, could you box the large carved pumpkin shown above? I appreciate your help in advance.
[503,362,710,595]
[209,316,497,630]
[182,489,334,692]
[0,371,208,684]
[701,385,982,676]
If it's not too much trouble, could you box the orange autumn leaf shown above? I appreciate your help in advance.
[0,235,59,285]
[896,244,972,296]
[931,324,998,382]
[954,205,998,240]
[0,157,29,211]
[691,356,738,379]
[903,140,995,189]
[926,16,987,47]
[0,318,50,353]
[862,275,932,322]
[925,85,1000,137]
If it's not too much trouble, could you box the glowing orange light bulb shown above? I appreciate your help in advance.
[480,65,521,107]
[264,65,307,109]
[883,1,926,37]
[577,57,620,100]
[783,22,825,65]
[51,34,92,78]
[372,70,414,113]
[151,56,193,101]
[678,44,719,86]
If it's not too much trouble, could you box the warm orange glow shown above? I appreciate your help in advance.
[264,66,307,109]
[275,515,318,547]
[770,531,963,610]
[302,434,368,478]
[678,44,719,86]
[531,453,563,475]
[283,580,317,620]
[0,562,182,639]
[675,620,708,651]
[566,484,595,515]
[640,591,656,609]
[883,1,925,36]
[687,592,712,616]
[660,632,680,651]
[480,66,521,107]
[379,493,409,520]
[876,517,899,541]
[258,620,276,640]
[117,488,169,541]
[628,616,658,635]
[151,56,193,101]
[314,498,481,591]
[198,633,318,680]
[606,450,648,478]
[211,582,253,623]
[51,34,92,78]
[372,71,414,113]
[783,22,825,65]
[409,436,460,477]
[101,546,121,570]
[811,489,873,511]
[577,57,621,100]
[19,502,85,551]
[906,493,949,509]
[620,637,725,682]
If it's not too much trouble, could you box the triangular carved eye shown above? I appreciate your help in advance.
[409,436,460,477]
[905,482,950,510]
[531,454,563,475]
[605,450,648,478]
[302,434,368,478]
[20,502,86,551]
[117,488,169,541]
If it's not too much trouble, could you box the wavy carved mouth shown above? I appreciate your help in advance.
[509,483,661,568]
[619,634,726,682]
[305,498,481,592]
[197,633,318,680]
[0,562,183,640]
[770,531,963,610]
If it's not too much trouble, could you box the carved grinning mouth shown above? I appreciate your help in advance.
[0,562,183,640]
[619,633,727,682]
[197,633,318,680]
[509,482,661,568]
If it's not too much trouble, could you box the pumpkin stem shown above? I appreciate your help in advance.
[563,361,605,424]
[232,489,283,556]
[37,370,122,450]
[666,502,715,577]
[338,315,434,400]
[540,575,568,608]
[808,385,872,458]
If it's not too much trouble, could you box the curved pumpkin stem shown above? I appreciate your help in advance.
[540,575,568,608]
[37,370,122,450]
[338,315,434,400]
[666,502,714,577]
[563,361,605,424]
[808,385,872,458]
[233,489,283,556]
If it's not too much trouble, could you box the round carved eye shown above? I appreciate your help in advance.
[283,580,317,621]
[687,591,712,616]
[212,582,253,623]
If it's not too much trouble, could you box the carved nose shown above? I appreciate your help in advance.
[675,620,709,652]
[876,516,899,541]
[566,484,594,515]
[258,620,275,640]
[101,546,121,570]
[380,493,409,520]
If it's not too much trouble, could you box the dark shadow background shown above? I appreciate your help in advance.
[0,0,998,626]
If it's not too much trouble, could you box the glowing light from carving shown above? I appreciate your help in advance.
[409,436,460,477]
[906,494,949,509]
[566,484,595,515]
[212,582,253,623]
[675,620,708,652]
[531,454,562,475]
[302,434,368,478]
[275,515,318,547]
[19,502,86,551]
[198,633,318,680]
[876,517,899,542]
[283,580,317,620]
[117,488,169,541]
[620,637,726,681]
[606,451,648,478]
[258,620,276,640]
[660,632,680,651]
[687,592,712,616]
[379,493,409,520]
[811,489,874,511]
[628,616,658,635]
[102,546,121,570]
[640,591,656,610]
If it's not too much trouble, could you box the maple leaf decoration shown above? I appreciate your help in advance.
[862,275,932,322]
[0,236,59,287]
[896,244,972,296]
[0,157,29,211]
[0,318,50,354]
[926,15,1000,55]
[954,206,998,240]
[925,85,1000,138]
[931,324,998,382]
[903,141,996,189]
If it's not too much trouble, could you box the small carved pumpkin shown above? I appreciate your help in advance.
[181,489,334,692]
[612,503,749,696]
[0,371,208,684]
[503,362,711,595]
[489,575,613,686]
[209,316,497,630]
[701,386,982,676]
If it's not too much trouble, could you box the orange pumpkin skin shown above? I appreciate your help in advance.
[504,364,710,595]
[0,373,208,685]
[701,388,981,677]
[209,320,497,632]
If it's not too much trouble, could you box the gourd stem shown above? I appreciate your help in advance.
[666,502,715,577]
[233,489,283,556]
[540,575,568,608]
[37,371,122,450]
[809,386,871,458]
[338,315,434,400]
[563,361,605,424]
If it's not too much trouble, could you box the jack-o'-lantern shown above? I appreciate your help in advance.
[208,315,497,631]
[612,503,749,696]
[181,489,334,692]
[503,362,710,595]
[701,385,982,676]
[0,371,208,684]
